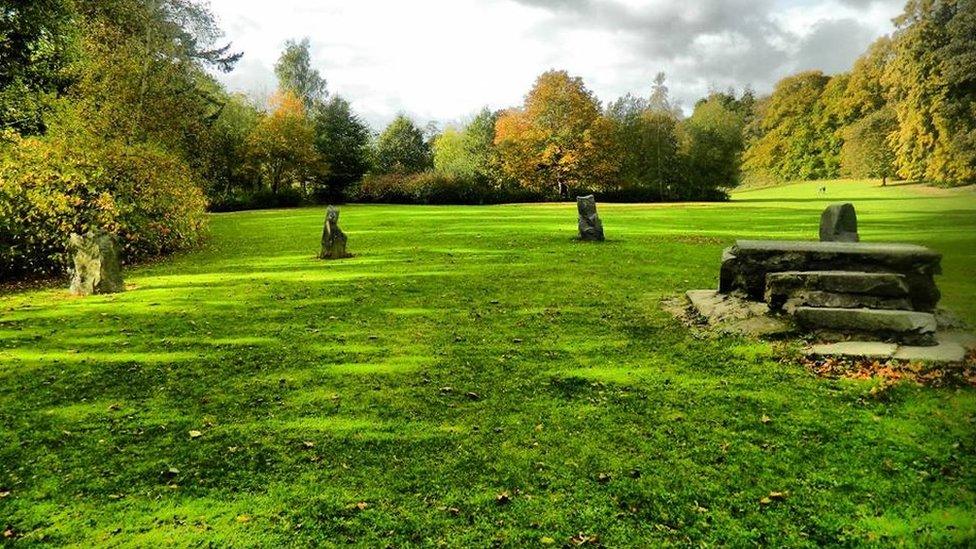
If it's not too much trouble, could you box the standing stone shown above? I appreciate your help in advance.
[319,205,350,259]
[819,203,859,242]
[67,230,124,296]
[577,195,605,241]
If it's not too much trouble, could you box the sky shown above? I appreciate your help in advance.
[207,0,906,131]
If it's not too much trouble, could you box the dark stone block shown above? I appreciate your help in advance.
[319,206,350,260]
[820,203,858,242]
[794,306,937,346]
[577,195,604,241]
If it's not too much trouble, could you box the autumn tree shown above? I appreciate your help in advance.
[494,70,617,197]
[373,114,432,175]
[246,90,321,195]
[883,0,976,184]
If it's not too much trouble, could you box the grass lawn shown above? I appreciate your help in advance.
[2,179,975,546]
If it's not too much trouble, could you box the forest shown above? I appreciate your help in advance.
[1,0,974,280]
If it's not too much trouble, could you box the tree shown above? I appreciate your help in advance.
[680,95,746,196]
[0,0,77,135]
[606,93,681,199]
[246,90,321,195]
[201,91,262,197]
[883,0,976,184]
[743,71,834,181]
[842,37,894,120]
[373,114,432,175]
[840,107,897,185]
[311,95,371,199]
[274,38,327,108]
[494,70,617,197]
[432,107,499,182]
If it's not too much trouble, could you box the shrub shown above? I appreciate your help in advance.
[207,186,306,212]
[0,135,208,281]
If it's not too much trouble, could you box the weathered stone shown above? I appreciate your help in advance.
[893,341,967,363]
[765,271,911,312]
[67,230,124,296]
[319,206,350,260]
[806,341,897,359]
[794,306,937,345]
[576,195,604,241]
[685,289,791,337]
[719,240,941,312]
[820,202,859,242]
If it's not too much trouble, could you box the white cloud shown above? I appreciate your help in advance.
[207,0,905,129]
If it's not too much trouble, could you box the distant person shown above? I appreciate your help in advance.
[818,185,826,196]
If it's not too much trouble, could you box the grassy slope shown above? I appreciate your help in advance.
[1,180,974,546]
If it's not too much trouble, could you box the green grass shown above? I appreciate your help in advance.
[2,179,974,546]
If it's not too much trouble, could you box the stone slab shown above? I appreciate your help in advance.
[766,271,909,298]
[720,240,942,312]
[894,341,968,363]
[685,289,790,337]
[807,341,898,358]
[794,307,937,346]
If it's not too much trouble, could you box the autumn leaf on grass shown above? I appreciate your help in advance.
[189,430,203,439]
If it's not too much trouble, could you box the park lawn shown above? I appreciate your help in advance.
[1,179,974,546]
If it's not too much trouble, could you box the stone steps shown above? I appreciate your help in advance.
[765,271,912,312]
[720,240,942,312]
[794,307,937,346]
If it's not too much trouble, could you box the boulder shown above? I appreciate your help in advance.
[67,230,124,296]
[820,203,859,242]
[719,240,941,312]
[577,195,604,241]
[319,206,350,259]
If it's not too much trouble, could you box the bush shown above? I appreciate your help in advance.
[0,135,208,281]
[207,186,306,212]
[354,171,547,205]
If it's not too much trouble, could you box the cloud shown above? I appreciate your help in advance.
[208,0,904,129]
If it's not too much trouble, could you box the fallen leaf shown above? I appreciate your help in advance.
[596,473,611,484]
[302,441,315,449]
[356,501,368,510]
[236,515,251,523]
[465,392,480,401]
[3,528,14,539]
[768,491,788,501]
[0,491,9,498]
[760,415,771,424]
[541,536,556,545]
[496,491,511,505]
[189,430,203,439]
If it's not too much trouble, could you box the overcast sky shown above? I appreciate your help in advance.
[208,0,905,131]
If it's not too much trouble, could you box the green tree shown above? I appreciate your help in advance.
[605,93,681,199]
[680,95,746,196]
[373,115,432,175]
[840,107,897,185]
[432,108,499,182]
[311,95,371,200]
[274,38,327,108]
[883,0,976,184]
[743,71,834,181]
[0,0,77,135]
[202,91,262,197]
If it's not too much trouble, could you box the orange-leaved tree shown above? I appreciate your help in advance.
[246,90,322,195]
[494,70,617,197]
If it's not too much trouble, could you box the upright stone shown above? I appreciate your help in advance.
[820,203,859,242]
[319,205,350,259]
[577,195,604,241]
[68,230,124,296]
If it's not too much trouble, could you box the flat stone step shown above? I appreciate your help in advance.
[720,240,941,312]
[765,271,912,312]
[794,307,937,346]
